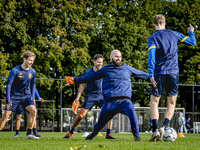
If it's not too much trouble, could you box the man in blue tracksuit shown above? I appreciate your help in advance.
[14,89,44,137]
[148,14,196,141]
[0,51,42,139]
[68,50,150,141]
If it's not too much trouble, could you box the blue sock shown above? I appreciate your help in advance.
[27,129,32,135]
[70,128,75,134]
[16,130,19,134]
[33,128,37,134]
[107,129,111,136]
[0,130,1,132]
[163,118,170,130]
[152,119,158,132]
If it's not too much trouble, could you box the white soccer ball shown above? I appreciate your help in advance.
[149,131,152,134]
[82,132,89,137]
[145,131,148,134]
[163,127,177,142]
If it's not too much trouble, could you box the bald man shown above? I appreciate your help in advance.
[69,50,150,141]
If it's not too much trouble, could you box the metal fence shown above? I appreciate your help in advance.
[0,99,57,132]
[1,76,200,123]
[0,76,200,133]
[61,107,185,133]
[1,100,200,133]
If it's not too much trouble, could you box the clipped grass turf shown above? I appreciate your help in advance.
[0,132,199,150]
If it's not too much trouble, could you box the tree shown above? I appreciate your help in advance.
[0,51,9,93]
[164,0,200,113]
[0,0,96,107]
[85,1,152,106]
[0,0,200,113]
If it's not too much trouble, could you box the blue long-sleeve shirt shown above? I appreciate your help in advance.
[74,64,150,101]
[6,65,36,104]
[148,30,196,77]
[84,68,103,101]
[35,89,40,99]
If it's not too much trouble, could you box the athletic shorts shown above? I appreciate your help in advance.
[16,104,25,115]
[151,73,179,97]
[5,97,35,112]
[81,99,104,110]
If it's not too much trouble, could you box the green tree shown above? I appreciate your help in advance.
[0,0,95,107]
[0,51,9,93]
[1,0,200,113]
[85,1,152,106]
[0,0,96,130]
[164,0,200,113]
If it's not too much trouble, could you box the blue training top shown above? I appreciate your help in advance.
[84,68,103,101]
[74,64,150,101]
[6,65,36,104]
[148,30,196,77]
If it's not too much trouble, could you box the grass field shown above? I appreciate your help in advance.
[0,132,200,150]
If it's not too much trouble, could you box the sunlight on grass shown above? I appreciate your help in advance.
[0,132,199,150]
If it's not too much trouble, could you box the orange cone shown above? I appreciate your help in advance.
[177,132,185,137]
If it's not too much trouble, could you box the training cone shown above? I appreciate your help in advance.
[82,132,89,137]
[97,132,103,136]
[177,132,185,137]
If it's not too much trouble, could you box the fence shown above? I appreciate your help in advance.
[61,107,185,133]
[0,76,200,132]
[0,100,199,133]
[0,99,57,132]
[0,76,200,123]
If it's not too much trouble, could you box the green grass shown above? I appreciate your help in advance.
[0,132,200,150]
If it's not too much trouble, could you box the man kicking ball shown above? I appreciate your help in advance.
[66,50,150,141]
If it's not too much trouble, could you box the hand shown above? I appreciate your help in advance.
[74,98,79,102]
[188,24,194,32]
[150,77,157,88]
[6,103,12,110]
[39,98,44,102]
[65,76,74,85]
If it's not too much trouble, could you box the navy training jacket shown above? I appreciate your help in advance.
[148,30,196,77]
[74,64,150,101]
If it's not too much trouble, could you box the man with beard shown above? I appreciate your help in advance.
[64,54,115,139]
[66,50,150,141]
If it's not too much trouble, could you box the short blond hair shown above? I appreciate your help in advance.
[23,51,36,59]
[153,14,165,26]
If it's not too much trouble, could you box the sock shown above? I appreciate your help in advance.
[106,129,111,136]
[33,128,37,134]
[16,130,19,134]
[152,119,158,132]
[70,128,75,134]
[27,129,32,135]
[163,118,170,130]
[0,130,1,132]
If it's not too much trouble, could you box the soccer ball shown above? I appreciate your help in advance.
[145,131,148,134]
[163,127,177,141]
